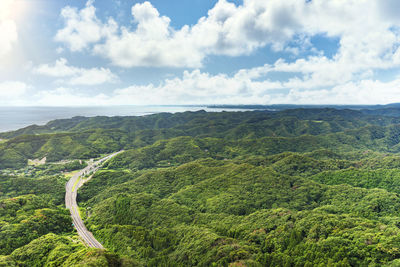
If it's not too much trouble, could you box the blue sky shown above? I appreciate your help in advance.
[1,0,400,105]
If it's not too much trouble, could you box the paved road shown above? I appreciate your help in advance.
[65,151,123,248]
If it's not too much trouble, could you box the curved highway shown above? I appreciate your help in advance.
[65,151,123,248]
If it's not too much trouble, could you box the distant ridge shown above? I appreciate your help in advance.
[4,107,400,139]
[206,103,400,110]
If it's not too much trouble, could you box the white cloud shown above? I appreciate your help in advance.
[34,58,118,85]
[10,62,400,106]
[0,0,18,58]
[56,47,64,54]
[55,0,400,77]
[35,58,78,77]
[55,0,117,51]
[68,68,117,86]
[108,68,281,105]
[59,0,306,67]
[274,79,400,105]
[0,81,29,105]
[27,67,400,106]
[49,0,400,105]
[93,1,203,67]
[107,70,400,105]
[33,87,109,106]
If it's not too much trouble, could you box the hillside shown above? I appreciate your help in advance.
[3,108,400,139]
[2,109,400,265]
[78,144,400,266]
[3,108,400,169]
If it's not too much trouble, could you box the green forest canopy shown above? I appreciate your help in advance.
[3,108,400,265]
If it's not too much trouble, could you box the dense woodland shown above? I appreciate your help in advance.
[3,108,400,265]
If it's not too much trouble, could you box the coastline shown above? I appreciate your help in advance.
[0,106,255,133]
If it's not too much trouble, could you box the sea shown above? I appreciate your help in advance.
[0,106,255,133]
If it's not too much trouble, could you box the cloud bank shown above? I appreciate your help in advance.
[9,0,400,106]
[14,66,400,106]
[56,0,400,71]
[34,58,118,85]
[0,0,18,58]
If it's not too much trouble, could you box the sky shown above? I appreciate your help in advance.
[2,0,400,106]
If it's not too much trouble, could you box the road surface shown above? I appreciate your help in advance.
[65,151,123,248]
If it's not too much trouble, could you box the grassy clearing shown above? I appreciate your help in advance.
[27,158,46,166]
[64,170,80,179]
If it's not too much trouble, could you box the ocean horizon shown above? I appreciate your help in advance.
[0,106,254,133]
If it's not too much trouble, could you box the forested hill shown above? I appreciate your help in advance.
[2,108,400,169]
[3,108,400,265]
[3,107,400,139]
